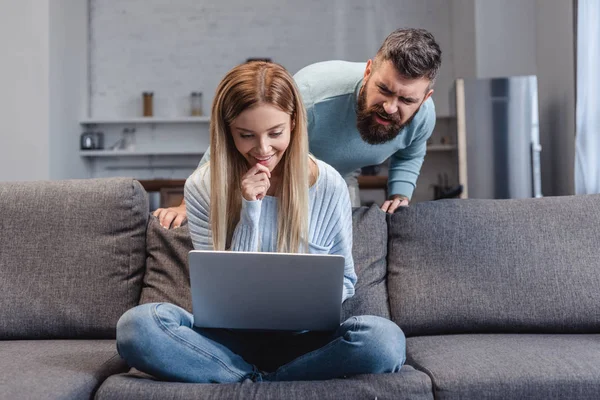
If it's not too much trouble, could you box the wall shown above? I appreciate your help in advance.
[535,0,575,196]
[89,0,455,118]
[475,0,537,79]
[49,0,90,180]
[0,0,89,182]
[450,0,477,80]
[0,0,50,181]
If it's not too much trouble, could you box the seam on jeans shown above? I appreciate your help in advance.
[151,304,246,381]
[274,316,361,378]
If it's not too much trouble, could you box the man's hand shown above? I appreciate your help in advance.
[381,194,409,214]
[241,164,271,201]
[153,201,187,229]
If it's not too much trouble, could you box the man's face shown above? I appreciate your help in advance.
[356,59,433,145]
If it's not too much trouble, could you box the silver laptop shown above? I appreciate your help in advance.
[189,250,345,331]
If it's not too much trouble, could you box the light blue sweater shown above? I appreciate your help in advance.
[294,60,437,199]
[184,159,357,302]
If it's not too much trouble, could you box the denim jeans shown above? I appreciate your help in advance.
[116,303,406,383]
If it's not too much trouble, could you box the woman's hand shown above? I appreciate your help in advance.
[241,164,271,201]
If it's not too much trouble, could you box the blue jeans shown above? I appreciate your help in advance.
[116,303,406,383]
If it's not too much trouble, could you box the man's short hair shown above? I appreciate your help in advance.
[375,28,442,86]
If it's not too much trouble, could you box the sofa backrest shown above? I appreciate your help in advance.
[341,205,391,320]
[387,195,600,336]
[0,178,148,339]
[139,205,392,321]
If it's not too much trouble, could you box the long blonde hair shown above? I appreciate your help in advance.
[210,61,310,253]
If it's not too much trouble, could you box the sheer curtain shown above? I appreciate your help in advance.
[575,0,600,194]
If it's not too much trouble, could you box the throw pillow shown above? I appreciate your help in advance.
[139,215,194,312]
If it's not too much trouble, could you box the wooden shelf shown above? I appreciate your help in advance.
[427,144,457,151]
[80,117,210,125]
[139,179,186,192]
[357,175,387,189]
[435,115,457,119]
[79,150,203,157]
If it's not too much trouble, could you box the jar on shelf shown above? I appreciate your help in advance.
[80,131,95,150]
[143,92,154,117]
[79,130,104,150]
[94,131,104,149]
[190,92,203,116]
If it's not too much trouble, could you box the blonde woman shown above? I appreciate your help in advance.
[116,62,405,383]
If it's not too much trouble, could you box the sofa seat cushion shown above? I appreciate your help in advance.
[0,340,127,400]
[406,334,600,400]
[96,365,432,400]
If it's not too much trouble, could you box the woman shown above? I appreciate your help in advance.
[116,61,405,383]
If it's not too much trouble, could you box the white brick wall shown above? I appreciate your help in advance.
[90,0,454,118]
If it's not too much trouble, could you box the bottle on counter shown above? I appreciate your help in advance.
[143,92,154,117]
[190,91,203,116]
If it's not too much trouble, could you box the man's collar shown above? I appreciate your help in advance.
[353,77,364,113]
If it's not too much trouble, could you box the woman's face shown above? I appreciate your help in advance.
[229,104,292,174]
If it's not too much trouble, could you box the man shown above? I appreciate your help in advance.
[155,28,441,229]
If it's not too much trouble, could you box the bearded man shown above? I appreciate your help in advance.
[292,27,441,213]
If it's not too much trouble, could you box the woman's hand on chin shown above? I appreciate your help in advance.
[241,163,271,201]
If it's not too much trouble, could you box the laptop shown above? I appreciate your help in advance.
[188,250,345,331]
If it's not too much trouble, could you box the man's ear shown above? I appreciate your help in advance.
[364,59,374,81]
[423,89,434,102]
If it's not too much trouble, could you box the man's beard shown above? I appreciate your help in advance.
[356,85,419,145]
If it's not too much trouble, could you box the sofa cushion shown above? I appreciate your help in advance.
[96,366,432,400]
[139,205,391,320]
[0,178,148,339]
[388,195,600,336]
[139,216,193,312]
[0,340,128,400]
[342,205,391,320]
[406,334,600,400]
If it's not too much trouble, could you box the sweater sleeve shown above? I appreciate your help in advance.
[388,97,436,199]
[184,165,262,251]
[230,198,262,252]
[184,167,213,250]
[294,74,316,136]
[197,146,211,169]
[333,186,357,303]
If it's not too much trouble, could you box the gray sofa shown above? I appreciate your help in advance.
[1,178,599,400]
